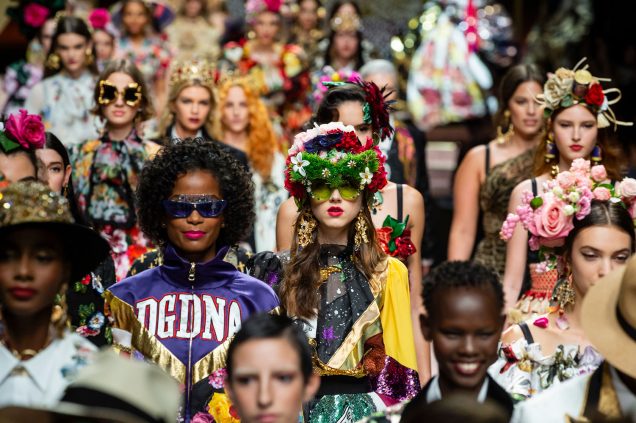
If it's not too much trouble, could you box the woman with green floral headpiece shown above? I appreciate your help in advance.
[252,122,419,421]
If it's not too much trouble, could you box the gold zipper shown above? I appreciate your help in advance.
[188,262,196,282]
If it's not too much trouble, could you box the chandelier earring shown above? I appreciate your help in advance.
[591,144,602,164]
[552,273,576,313]
[497,110,514,144]
[354,211,369,251]
[297,209,317,248]
[85,48,94,66]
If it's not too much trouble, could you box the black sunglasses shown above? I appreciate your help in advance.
[162,199,227,218]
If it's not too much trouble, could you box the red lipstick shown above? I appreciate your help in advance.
[570,144,583,152]
[183,231,205,240]
[9,287,37,300]
[327,206,344,217]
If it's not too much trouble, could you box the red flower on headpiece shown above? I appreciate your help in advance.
[89,8,110,30]
[359,80,394,140]
[4,109,45,149]
[585,83,605,108]
[23,3,49,28]
[264,0,282,12]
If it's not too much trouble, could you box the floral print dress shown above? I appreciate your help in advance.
[70,130,151,280]
[115,35,172,94]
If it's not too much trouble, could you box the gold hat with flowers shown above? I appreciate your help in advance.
[0,181,110,281]
[169,59,216,87]
[536,57,633,130]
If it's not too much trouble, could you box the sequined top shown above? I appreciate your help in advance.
[474,147,535,276]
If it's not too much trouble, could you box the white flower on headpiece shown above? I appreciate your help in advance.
[543,68,574,109]
[359,167,373,185]
[291,153,309,177]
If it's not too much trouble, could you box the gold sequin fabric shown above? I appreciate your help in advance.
[0,181,72,227]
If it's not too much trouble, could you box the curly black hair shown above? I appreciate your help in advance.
[423,261,504,317]
[136,137,255,247]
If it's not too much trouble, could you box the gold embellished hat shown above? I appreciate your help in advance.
[0,181,110,281]
[330,13,362,32]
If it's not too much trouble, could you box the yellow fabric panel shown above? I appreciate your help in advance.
[380,257,418,371]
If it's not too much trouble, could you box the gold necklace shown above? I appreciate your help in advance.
[1,334,52,361]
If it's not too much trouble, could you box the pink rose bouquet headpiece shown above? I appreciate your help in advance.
[0,109,46,154]
[245,0,282,25]
[501,158,636,271]
[536,57,633,130]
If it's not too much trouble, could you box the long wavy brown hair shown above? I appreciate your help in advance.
[213,78,279,180]
[533,107,624,180]
[279,194,386,319]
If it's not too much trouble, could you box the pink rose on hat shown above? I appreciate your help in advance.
[4,109,45,149]
[620,178,636,199]
[593,187,612,201]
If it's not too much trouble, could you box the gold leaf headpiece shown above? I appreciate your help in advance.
[169,59,216,88]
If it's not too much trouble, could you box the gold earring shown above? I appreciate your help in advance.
[46,53,61,70]
[85,48,94,66]
[354,211,369,250]
[62,185,68,197]
[297,209,317,248]
[552,277,576,312]
[497,110,514,144]
[51,284,69,337]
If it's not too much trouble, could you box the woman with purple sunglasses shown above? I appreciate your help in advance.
[105,138,280,422]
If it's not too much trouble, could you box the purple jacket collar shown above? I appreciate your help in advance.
[160,244,237,288]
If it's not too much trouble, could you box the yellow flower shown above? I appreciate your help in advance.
[207,393,240,423]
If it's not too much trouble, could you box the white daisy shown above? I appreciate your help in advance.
[359,167,373,185]
[291,153,309,177]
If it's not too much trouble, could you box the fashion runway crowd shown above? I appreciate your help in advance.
[0,0,635,422]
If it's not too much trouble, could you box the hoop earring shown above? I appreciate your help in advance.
[297,209,317,248]
[591,144,602,164]
[85,48,94,66]
[497,110,514,144]
[46,53,61,70]
[354,211,369,251]
[51,284,69,337]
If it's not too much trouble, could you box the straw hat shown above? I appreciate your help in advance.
[582,254,636,378]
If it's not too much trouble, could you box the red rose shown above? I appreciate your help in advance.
[23,3,49,28]
[88,8,110,30]
[395,235,416,259]
[585,83,605,108]
[4,109,45,149]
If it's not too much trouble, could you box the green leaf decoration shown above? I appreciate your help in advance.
[560,95,573,108]
[363,102,372,125]
[381,215,410,252]
[530,197,544,209]
[543,108,553,119]
[78,303,96,323]
[0,132,20,154]
[73,281,88,294]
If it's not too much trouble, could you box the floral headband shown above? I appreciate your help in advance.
[536,57,632,130]
[285,122,387,206]
[322,79,395,142]
[245,0,282,25]
[0,109,46,154]
[500,159,636,272]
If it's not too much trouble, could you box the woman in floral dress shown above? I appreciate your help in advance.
[70,59,156,280]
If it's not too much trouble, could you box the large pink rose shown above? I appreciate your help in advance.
[23,3,49,28]
[532,195,574,247]
[593,187,611,201]
[4,109,45,149]
[590,165,608,182]
[556,171,576,189]
[88,8,110,30]
[620,178,636,198]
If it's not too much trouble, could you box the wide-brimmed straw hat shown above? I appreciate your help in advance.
[0,181,110,282]
[582,254,636,378]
